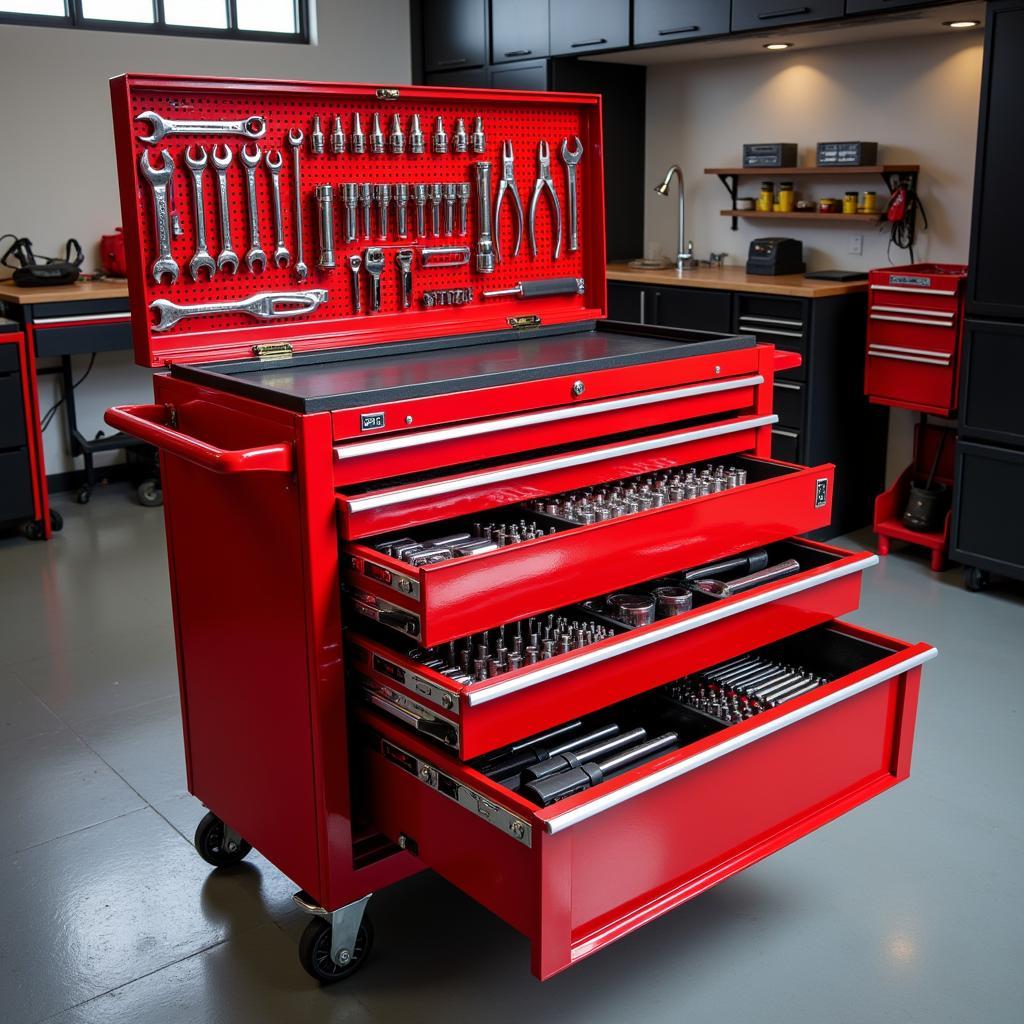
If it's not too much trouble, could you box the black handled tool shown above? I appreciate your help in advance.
[474,720,583,772]
[482,277,585,299]
[520,727,647,785]
[681,549,769,583]
[484,723,620,783]
[686,558,800,599]
[522,732,679,806]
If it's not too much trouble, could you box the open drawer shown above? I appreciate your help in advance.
[336,411,777,538]
[346,538,877,758]
[343,454,834,647]
[359,620,936,979]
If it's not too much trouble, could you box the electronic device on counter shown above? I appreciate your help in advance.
[742,142,797,168]
[816,141,879,166]
[746,237,805,276]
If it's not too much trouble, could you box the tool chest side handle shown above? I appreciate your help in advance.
[105,404,293,474]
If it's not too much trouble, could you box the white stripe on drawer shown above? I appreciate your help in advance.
[870,284,957,296]
[465,553,878,706]
[869,313,956,328]
[867,349,951,367]
[344,414,778,513]
[33,312,131,326]
[543,644,937,833]
[868,343,952,359]
[871,305,955,318]
[334,375,764,460]
[737,315,803,328]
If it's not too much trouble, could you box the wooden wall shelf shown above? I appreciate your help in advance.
[705,164,919,177]
[720,210,882,223]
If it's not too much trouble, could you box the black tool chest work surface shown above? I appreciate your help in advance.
[174,323,753,412]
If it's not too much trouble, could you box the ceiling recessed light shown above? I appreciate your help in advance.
[943,20,980,28]
[763,42,792,50]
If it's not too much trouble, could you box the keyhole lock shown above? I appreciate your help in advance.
[572,380,585,397]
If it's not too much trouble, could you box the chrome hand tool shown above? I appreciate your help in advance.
[412,183,428,237]
[239,143,267,272]
[342,183,359,243]
[470,116,486,153]
[432,115,448,154]
[210,144,239,274]
[528,140,562,260]
[376,183,392,240]
[364,246,385,312]
[359,183,373,240]
[521,727,648,785]
[183,145,216,281]
[559,135,583,253]
[682,549,769,583]
[389,113,405,154]
[409,114,425,155]
[473,162,495,273]
[421,288,473,307]
[452,117,468,154]
[396,248,414,309]
[150,289,328,331]
[443,183,457,236]
[493,140,524,261]
[329,114,346,154]
[285,129,308,280]
[481,725,622,783]
[315,184,336,270]
[393,183,410,238]
[686,559,801,599]
[347,253,362,313]
[168,175,184,238]
[310,115,324,154]
[139,150,179,284]
[135,111,266,144]
[456,182,471,236]
[420,245,471,268]
[483,277,584,299]
[429,183,443,236]
[369,113,385,154]
[265,150,291,268]
[350,113,366,154]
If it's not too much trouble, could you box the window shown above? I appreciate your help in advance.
[0,0,307,41]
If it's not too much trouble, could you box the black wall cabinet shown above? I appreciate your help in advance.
[491,0,549,63]
[731,0,844,32]
[550,0,630,55]
[422,0,487,72]
[634,0,731,45]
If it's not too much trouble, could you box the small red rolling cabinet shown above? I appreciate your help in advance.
[106,74,935,984]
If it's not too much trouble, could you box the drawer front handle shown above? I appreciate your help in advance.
[871,305,955,319]
[33,312,132,326]
[774,381,801,391]
[871,284,957,296]
[869,313,955,329]
[757,6,811,20]
[571,38,607,47]
[435,57,468,67]
[738,314,804,328]
[772,427,799,438]
[543,644,938,833]
[658,25,699,35]
[867,349,951,368]
[335,375,764,460]
[344,413,777,512]
[868,343,951,360]
[466,552,877,706]
[742,326,804,339]
[503,49,532,57]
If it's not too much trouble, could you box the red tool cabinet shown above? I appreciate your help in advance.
[106,74,935,985]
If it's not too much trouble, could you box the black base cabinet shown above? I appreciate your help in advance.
[0,333,35,530]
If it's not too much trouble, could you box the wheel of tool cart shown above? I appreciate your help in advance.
[75,486,91,505]
[963,566,990,592]
[193,811,252,867]
[298,914,374,984]
[20,519,44,541]
[136,478,163,507]
[50,508,63,532]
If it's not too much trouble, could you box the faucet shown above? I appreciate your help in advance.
[654,164,694,271]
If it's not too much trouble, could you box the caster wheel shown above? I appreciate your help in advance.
[75,486,91,505]
[137,479,163,507]
[20,519,44,541]
[963,566,990,592]
[193,811,251,867]
[49,508,63,532]
[298,914,374,985]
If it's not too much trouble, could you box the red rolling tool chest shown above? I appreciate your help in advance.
[105,74,936,984]
[865,263,968,416]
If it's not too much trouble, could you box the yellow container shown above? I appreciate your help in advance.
[758,181,775,212]
[778,182,795,212]
[843,191,858,215]
[863,190,878,213]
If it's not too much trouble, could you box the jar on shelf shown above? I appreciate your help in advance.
[757,181,775,212]
[843,191,859,214]
[778,181,795,212]
[863,190,878,213]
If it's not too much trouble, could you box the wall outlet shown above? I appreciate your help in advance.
[848,234,863,255]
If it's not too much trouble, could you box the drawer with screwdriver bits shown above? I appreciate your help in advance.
[341,453,834,647]
[345,537,876,759]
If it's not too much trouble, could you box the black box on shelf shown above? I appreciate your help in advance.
[742,143,798,168]
[816,141,879,166]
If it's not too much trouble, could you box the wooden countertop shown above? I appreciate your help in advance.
[606,262,868,298]
[0,277,130,305]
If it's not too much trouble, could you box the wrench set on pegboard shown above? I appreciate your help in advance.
[120,82,598,345]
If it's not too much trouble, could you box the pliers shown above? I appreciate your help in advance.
[528,140,562,260]
[493,140,524,261]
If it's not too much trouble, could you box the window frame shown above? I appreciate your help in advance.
[0,0,310,43]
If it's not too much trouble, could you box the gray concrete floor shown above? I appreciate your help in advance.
[1,486,1021,1024]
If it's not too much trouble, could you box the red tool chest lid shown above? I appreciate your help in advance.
[110,74,607,368]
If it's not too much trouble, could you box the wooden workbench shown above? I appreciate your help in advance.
[0,278,130,305]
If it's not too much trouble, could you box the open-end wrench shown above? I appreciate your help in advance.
[347,254,362,313]
[209,144,239,275]
[285,129,308,281]
[138,150,179,285]
[150,289,328,332]
[559,136,583,253]
[135,111,267,145]
[239,143,266,272]
[183,146,216,282]
[265,150,291,269]
[396,248,413,309]
[364,247,384,312]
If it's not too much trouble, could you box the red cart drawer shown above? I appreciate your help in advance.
[360,620,935,979]
[333,370,763,486]
[346,538,876,759]
[865,344,958,415]
[342,453,834,647]
[336,412,777,538]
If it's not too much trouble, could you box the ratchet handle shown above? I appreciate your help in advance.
[105,404,293,475]
[723,558,801,596]
[520,277,585,298]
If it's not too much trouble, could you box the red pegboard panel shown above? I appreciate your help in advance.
[111,76,607,367]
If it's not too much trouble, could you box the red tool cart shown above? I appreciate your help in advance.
[106,74,936,984]
[864,262,968,417]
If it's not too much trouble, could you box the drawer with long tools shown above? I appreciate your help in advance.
[345,538,876,758]
[335,411,777,538]
[359,619,935,979]
[342,454,834,646]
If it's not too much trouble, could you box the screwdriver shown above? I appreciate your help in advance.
[482,276,585,299]
[482,723,621,783]
[519,726,648,785]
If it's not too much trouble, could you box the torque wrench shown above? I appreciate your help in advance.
[150,289,328,331]
[473,162,495,274]
[687,559,801,599]
[265,150,291,269]
[315,184,336,270]
[138,150,179,284]
[682,550,770,583]
[210,144,239,275]
[482,277,586,299]
[183,145,216,281]
[347,254,362,313]
[284,130,308,280]
[521,727,648,784]
[239,144,266,272]
[135,111,266,144]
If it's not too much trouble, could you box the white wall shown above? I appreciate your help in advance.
[0,2,411,477]
[643,30,983,484]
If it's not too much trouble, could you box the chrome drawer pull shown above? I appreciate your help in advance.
[737,314,803,328]
[772,427,798,438]
[739,324,804,339]
[871,304,955,318]
[33,311,132,326]
[867,349,951,367]
[869,313,955,328]
[773,381,801,391]
[543,644,937,833]
[870,284,957,296]
[868,343,951,360]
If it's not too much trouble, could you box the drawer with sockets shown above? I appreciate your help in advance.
[358,619,935,978]
[342,453,834,646]
[346,537,876,759]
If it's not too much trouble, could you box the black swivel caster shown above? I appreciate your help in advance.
[75,486,91,505]
[49,508,63,532]
[193,811,252,867]
[963,566,990,592]
[136,478,163,507]
[298,913,374,985]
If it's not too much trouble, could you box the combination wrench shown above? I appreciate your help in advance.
[239,143,267,272]
[150,289,328,332]
[183,145,216,281]
[138,150,179,285]
[135,111,267,145]
[285,129,308,281]
[264,150,291,269]
[560,136,583,253]
[209,144,239,274]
